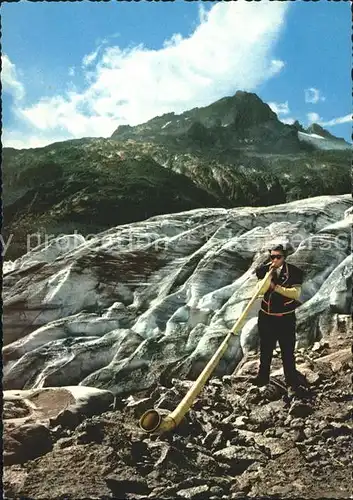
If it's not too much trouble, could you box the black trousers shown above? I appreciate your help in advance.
[257,309,299,387]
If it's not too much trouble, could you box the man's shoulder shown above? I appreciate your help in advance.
[255,261,271,278]
[287,262,303,272]
[286,262,304,280]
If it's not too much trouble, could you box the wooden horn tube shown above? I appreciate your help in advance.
[139,268,273,434]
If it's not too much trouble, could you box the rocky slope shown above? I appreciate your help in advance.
[2,91,350,259]
[2,145,219,260]
[3,193,352,498]
[3,316,352,499]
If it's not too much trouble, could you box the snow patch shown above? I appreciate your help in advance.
[298,131,351,150]
[300,132,324,140]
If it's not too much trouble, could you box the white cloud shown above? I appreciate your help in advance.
[82,48,100,68]
[268,100,290,115]
[270,59,285,73]
[281,117,295,125]
[320,114,352,127]
[2,129,73,149]
[68,67,75,77]
[4,0,289,148]
[307,112,322,124]
[304,87,325,104]
[198,4,208,24]
[307,112,352,128]
[1,54,25,101]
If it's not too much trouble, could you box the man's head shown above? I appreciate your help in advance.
[268,244,286,268]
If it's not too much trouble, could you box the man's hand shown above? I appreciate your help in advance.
[269,265,280,285]
[268,280,277,291]
[269,265,277,276]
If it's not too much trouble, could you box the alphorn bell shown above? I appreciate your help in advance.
[139,265,274,434]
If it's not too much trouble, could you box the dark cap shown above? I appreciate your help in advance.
[268,244,287,257]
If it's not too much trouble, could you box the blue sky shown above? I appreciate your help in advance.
[2,0,351,149]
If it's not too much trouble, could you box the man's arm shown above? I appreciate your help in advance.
[274,267,304,300]
[255,264,270,280]
[274,284,301,300]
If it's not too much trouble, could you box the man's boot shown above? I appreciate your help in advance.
[249,374,269,387]
[288,384,310,400]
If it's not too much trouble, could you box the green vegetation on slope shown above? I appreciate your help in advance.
[2,140,220,259]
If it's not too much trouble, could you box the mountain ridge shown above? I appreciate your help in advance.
[111,91,351,152]
[2,91,350,260]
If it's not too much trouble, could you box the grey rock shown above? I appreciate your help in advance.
[175,477,211,490]
[289,429,306,442]
[321,422,352,438]
[288,401,313,418]
[4,422,53,465]
[195,452,220,474]
[246,433,294,458]
[209,486,224,496]
[125,397,154,418]
[202,430,225,450]
[176,485,210,499]
[75,419,105,444]
[214,445,266,470]
[290,418,305,429]
[234,416,249,429]
[55,436,76,449]
[105,475,150,496]
[274,427,286,438]
[249,405,274,430]
[263,428,276,437]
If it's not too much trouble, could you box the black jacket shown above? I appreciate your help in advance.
[255,261,304,315]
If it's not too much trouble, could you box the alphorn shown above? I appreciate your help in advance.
[139,265,274,434]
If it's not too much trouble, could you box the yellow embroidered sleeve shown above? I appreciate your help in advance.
[274,285,301,300]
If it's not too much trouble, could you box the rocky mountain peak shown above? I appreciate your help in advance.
[306,123,345,141]
[232,90,277,122]
[188,90,277,127]
[292,120,306,132]
[110,91,351,156]
[227,91,277,129]
[111,90,278,141]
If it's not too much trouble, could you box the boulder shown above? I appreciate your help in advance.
[3,386,114,429]
[214,445,266,473]
[4,422,53,465]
